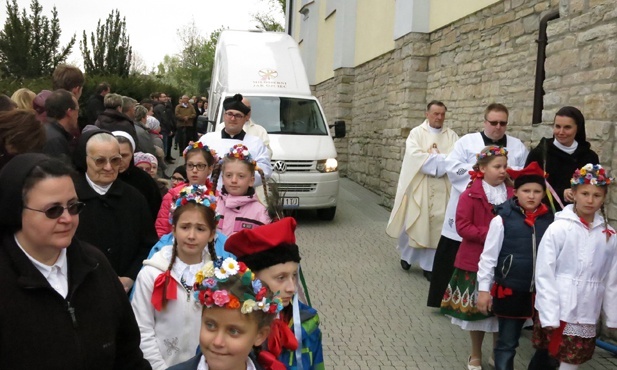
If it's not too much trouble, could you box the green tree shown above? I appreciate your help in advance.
[253,0,286,32]
[0,0,75,79]
[155,25,224,94]
[80,9,132,77]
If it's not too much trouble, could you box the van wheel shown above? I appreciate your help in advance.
[316,207,336,221]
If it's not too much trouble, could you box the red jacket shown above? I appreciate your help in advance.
[454,179,514,272]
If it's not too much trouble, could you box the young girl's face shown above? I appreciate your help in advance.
[480,156,508,186]
[572,184,606,220]
[256,261,299,307]
[149,162,158,178]
[173,208,215,264]
[136,162,152,174]
[200,307,269,370]
[222,160,255,196]
[186,152,212,185]
[514,182,544,212]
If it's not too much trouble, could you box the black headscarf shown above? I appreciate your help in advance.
[0,153,50,230]
[72,126,112,173]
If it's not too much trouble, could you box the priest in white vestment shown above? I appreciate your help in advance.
[386,101,459,279]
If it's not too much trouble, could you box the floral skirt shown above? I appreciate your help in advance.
[531,314,596,364]
[440,268,491,322]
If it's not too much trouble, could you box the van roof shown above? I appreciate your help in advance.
[215,30,312,96]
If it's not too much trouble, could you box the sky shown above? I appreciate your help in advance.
[0,0,285,71]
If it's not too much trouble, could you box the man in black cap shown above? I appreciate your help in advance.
[197,93,272,188]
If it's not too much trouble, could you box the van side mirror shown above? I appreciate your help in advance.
[330,120,346,138]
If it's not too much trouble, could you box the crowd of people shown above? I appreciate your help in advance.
[0,64,323,370]
[388,102,617,370]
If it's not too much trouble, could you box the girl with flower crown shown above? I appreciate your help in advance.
[155,142,218,237]
[211,144,273,237]
[167,257,282,370]
[440,145,514,370]
[528,164,617,370]
[131,184,222,370]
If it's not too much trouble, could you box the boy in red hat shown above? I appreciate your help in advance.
[476,161,554,370]
[225,217,325,370]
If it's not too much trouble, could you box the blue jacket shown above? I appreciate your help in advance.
[279,301,324,370]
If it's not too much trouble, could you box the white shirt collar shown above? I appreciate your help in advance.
[481,180,508,206]
[14,235,69,297]
[423,119,443,134]
[197,355,256,370]
[553,139,578,155]
[85,173,113,195]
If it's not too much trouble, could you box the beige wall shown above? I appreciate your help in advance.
[315,1,336,82]
[430,0,501,31]
[354,0,396,66]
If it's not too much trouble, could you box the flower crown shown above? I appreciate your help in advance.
[183,141,218,161]
[571,164,613,187]
[476,145,508,161]
[172,184,217,213]
[194,257,283,315]
[225,144,256,167]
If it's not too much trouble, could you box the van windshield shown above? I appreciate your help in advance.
[234,96,328,135]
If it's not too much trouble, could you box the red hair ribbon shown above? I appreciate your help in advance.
[268,318,299,357]
[468,170,484,182]
[490,283,513,298]
[548,321,567,357]
[603,228,615,237]
[151,270,177,311]
[257,350,287,370]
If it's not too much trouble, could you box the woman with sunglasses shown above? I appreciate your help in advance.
[72,128,158,293]
[0,153,151,369]
[525,106,598,212]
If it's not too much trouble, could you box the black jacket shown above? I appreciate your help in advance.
[153,101,172,133]
[42,119,74,164]
[0,233,151,370]
[73,174,158,280]
[119,166,163,222]
[86,94,105,126]
[95,109,139,150]
[526,137,599,211]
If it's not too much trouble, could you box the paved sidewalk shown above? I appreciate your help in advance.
[294,178,617,369]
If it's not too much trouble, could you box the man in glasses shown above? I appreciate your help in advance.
[386,101,459,281]
[427,103,528,308]
[42,89,80,164]
[72,128,158,293]
[198,93,272,189]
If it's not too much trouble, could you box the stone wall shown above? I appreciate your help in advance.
[314,0,617,224]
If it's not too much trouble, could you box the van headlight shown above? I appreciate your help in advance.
[316,158,338,173]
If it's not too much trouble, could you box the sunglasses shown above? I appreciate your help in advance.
[486,120,508,127]
[23,202,86,219]
[88,155,123,168]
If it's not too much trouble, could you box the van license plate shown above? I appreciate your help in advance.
[282,197,300,208]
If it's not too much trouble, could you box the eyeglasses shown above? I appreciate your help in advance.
[225,111,245,120]
[88,155,122,168]
[23,202,85,219]
[186,163,208,171]
[486,120,508,127]
[171,176,185,182]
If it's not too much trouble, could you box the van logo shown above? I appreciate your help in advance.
[274,161,287,173]
[259,69,278,80]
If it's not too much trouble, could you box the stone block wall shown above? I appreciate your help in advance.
[313,0,617,223]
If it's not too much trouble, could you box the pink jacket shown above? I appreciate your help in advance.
[216,193,271,237]
[454,179,514,272]
[155,184,183,237]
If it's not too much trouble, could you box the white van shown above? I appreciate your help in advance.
[208,30,345,220]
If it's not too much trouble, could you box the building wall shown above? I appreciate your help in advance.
[354,0,396,66]
[430,0,501,31]
[315,1,336,82]
[312,0,617,228]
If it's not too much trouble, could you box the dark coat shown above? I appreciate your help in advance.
[153,101,172,134]
[86,94,105,125]
[119,166,163,222]
[167,353,265,370]
[95,109,139,150]
[525,137,599,211]
[42,119,74,164]
[0,233,151,370]
[73,174,158,280]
